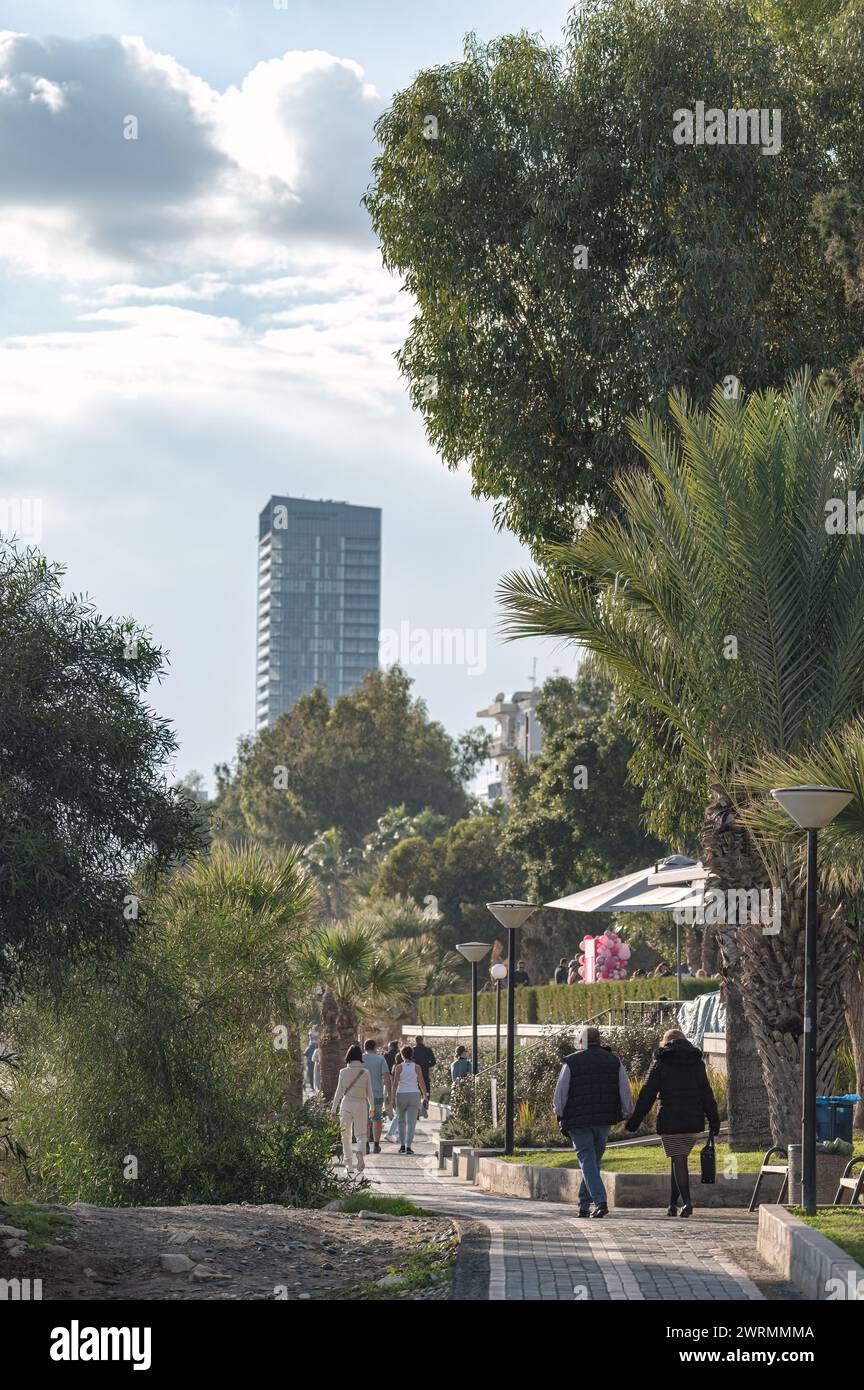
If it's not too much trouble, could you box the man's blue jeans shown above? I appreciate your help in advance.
[568,1124,611,1207]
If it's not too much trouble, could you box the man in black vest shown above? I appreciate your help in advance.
[553,1025,634,1217]
[413,1036,436,1116]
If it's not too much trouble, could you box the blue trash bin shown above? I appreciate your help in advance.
[815,1095,860,1144]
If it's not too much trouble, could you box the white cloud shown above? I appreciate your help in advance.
[0,32,383,280]
[0,254,410,466]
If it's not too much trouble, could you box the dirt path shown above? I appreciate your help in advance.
[3,1201,457,1301]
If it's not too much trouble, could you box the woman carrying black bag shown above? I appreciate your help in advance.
[625,1027,720,1217]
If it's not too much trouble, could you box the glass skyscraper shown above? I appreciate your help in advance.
[256,495,381,730]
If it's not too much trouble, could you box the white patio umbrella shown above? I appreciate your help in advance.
[545,855,707,998]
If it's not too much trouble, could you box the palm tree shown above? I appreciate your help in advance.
[154,840,320,1106]
[499,375,864,1146]
[351,895,461,1001]
[301,827,358,918]
[305,917,427,1099]
[744,721,864,1128]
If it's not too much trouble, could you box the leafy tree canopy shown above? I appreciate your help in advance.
[213,667,473,850]
[374,814,522,969]
[366,0,864,549]
[501,669,666,904]
[0,545,203,1009]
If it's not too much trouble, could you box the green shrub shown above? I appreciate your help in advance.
[5,845,350,1209]
[418,977,718,1026]
[436,1015,726,1144]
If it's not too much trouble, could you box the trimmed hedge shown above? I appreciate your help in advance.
[418,977,718,1026]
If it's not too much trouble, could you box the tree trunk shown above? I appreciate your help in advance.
[734,886,848,1147]
[844,959,864,1130]
[282,1023,303,1108]
[335,998,361,1091]
[703,785,849,1149]
[703,784,771,1148]
[700,920,718,976]
[716,930,772,1150]
[318,988,342,1101]
[684,925,701,973]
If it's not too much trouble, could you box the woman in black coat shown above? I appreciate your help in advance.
[626,1028,720,1217]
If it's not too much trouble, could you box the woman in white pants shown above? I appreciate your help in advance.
[390,1045,428,1154]
[330,1044,373,1171]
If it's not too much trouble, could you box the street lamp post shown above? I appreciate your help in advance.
[456,942,492,1076]
[490,962,508,1063]
[485,902,538,1155]
[771,785,852,1215]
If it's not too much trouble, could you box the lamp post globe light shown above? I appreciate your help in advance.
[490,962,508,1064]
[485,902,539,1155]
[456,942,492,1077]
[770,785,853,1215]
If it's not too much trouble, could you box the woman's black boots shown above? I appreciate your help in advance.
[673,1155,693,1216]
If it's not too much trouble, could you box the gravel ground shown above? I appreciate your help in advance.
[1,1201,458,1301]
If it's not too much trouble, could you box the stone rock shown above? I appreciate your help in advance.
[166,1230,195,1245]
[70,1203,100,1213]
[323,1199,344,1211]
[358,1210,397,1222]
[42,1243,72,1256]
[160,1252,195,1274]
[191,1264,228,1281]
[298,1292,312,1300]
[83,1268,98,1278]
[0,1225,28,1239]
[375,1273,403,1287]
[6,1243,28,1257]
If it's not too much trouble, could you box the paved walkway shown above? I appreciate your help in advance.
[363,1116,800,1302]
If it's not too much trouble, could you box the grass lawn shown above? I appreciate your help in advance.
[502,1144,770,1174]
[339,1192,432,1217]
[502,1140,864,1176]
[1,1203,70,1247]
[790,1207,864,1266]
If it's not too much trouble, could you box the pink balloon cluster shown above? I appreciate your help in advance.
[577,931,632,981]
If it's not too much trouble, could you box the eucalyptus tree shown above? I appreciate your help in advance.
[499,377,864,1145]
[366,0,863,551]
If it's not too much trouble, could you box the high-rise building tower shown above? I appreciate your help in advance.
[256,495,381,729]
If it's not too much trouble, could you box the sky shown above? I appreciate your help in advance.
[0,1,580,792]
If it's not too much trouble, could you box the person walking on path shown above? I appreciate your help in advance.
[304,1030,319,1091]
[361,1038,392,1154]
[450,1045,471,1083]
[330,1044,374,1172]
[554,958,569,985]
[392,1045,428,1154]
[412,1035,436,1118]
[625,1027,720,1218]
[384,1038,401,1074]
[553,1025,634,1218]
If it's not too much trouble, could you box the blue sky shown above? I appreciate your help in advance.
[0,1,580,791]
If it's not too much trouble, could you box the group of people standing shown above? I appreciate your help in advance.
[553,1025,720,1217]
[329,1036,437,1170]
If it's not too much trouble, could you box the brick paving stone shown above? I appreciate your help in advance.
[362,1114,802,1302]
